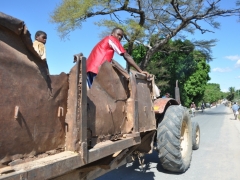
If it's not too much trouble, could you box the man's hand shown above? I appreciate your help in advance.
[122,52,152,80]
[141,71,152,80]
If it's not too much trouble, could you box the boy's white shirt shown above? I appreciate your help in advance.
[33,40,46,60]
[153,84,160,99]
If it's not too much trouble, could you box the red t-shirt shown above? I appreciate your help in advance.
[86,35,126,74]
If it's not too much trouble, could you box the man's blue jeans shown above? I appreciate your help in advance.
[87,72,97,88]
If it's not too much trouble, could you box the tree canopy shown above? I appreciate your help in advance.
[51,0,240,106]
[51,0,240,69]
[131,39,210,106]
[202,83,222,104]
[227,86,236,101]
[182,51,210,106]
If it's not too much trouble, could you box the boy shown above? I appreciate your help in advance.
[33,30,47,61]
[86,27,149,88]
[190,102,196,117]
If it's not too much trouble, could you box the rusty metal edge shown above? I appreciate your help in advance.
[0,151,81,180]
[79,57,88,164]
[53,152,129,180]
[129,72,139,133]
[88,136,141,163]
[153,98,179,114]
[0,137,140,180]
[74,58,80,146]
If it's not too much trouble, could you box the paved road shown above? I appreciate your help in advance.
[97,104,240,180]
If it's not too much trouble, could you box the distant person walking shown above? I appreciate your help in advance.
[190,102,196,117]
[201,102,205,112]
[232,102,239,120]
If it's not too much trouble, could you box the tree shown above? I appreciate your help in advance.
[227,86,235,101]
[202,83,222,104]
[235,89,240,100]
[130,39,196,93]
[131,39,210,106]
[51,0,240,69]
[181,51,210,106]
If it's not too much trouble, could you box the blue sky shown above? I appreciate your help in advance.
[1,1,240,92]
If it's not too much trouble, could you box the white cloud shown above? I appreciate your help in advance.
[212,67,232,72]
[225,55,240,61]
[222,89,229,93]
[235,59,240,68]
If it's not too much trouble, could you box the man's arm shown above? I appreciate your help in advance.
[108,37,150,77]
[122,52,149,77]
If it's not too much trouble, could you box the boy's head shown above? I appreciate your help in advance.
[111,27,124,41]
[35,31,47,44]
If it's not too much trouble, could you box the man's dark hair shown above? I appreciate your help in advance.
[35,30,47,39]
[111,27,124,34]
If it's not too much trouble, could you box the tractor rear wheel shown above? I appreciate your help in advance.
[157,105,192,173]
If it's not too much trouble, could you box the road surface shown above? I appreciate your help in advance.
[97,104,240,180]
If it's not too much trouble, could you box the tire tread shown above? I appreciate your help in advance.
[157,105,192,172]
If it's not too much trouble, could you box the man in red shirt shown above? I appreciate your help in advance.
[86,27,149,87]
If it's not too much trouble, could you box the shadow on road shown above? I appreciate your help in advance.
[229,118,239,120]
[101,159,156,180]
[98,151,184,180]
[145,151,183,175]
[196,111,232,116]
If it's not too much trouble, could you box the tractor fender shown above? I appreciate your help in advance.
[153,98,179,114]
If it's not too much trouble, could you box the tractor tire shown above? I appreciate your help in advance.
[192,122,200,150]
[157,105,192,173]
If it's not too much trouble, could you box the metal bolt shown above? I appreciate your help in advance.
[14,106,19,119]
[58,107,64,117]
